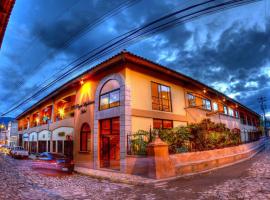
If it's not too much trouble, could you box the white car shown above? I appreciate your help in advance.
[10,146,29,159]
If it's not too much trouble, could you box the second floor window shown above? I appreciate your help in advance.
[151,82,172,112]
[187,93,196,106]
[213,102,218,111]
[223,106,228,115]
[202,99,211,110]
[235,111,239,118]
[228,108,234,117]
[99,80,120,111]
[240,112,246,124]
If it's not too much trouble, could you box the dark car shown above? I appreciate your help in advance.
[32,152,74,173]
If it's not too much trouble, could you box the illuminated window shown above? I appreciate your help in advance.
[202,99,211,110]
[228,108,234,117]
[99,80,120,110]
[213,102,218,111]
[187,93,196,106]
[223,106,228,115]
[153,119,173,129]
[80,123,90,152]
[235,111,239,118]
[151,82,172,112]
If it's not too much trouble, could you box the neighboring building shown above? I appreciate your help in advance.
[0,117,15,145]
[16,51,260,173]
[265,117,270,136]
[0,0,15,48]
[7,121,18,146]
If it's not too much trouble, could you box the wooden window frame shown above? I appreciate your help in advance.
[153,118,173,129]
[151,82,172,112]
[99,88,120,111]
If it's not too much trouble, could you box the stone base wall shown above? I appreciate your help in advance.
[125,138,265,179]
[125,155,149,176]
[170,138,266,176]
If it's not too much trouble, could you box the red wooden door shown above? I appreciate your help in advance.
[100,117,120,170]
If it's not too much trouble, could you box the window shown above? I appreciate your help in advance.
[228,108,234,117]
[223,106,228,115]
[202,99,211,110]
[53,141,56,152]
[235,111,239,118]
[151,82,172,112]
[80,123,91,152]
[99,80,120,110]
[240,112,246,124]
[213,102,218,111]
[247,116,252,126]
[57,141,63,153]
[153,119,173,129]
[187,93,196,106]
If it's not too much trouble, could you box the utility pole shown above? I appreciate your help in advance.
[258,96,267,137]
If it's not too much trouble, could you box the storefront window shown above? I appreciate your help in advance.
[57,141,63,153]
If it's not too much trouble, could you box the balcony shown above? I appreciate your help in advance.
[18,117,74,134]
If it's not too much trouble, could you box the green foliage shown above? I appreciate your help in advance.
[130,119,251,155]
[129,130,149,155]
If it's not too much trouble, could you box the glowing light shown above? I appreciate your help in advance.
[203,89,207,94]
[80,79,84,85]
[80,82,91,103]
[58,108,65,118]
[0,124,4,129]
[35,118,40,124]
[223,98,226,102]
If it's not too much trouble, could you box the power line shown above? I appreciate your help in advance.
[14,0,139,88]
[2,0,262,116]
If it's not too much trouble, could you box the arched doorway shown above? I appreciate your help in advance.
[80,123,90,152]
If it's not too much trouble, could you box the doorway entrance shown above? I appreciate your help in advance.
[100,117,120,170]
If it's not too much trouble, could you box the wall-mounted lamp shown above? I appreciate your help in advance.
[80,79,84,85]
[203,89,207,94]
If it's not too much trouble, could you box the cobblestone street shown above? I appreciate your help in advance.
[1,142,270,199]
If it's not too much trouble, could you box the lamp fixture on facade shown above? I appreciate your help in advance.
[203,89,207,94]
[58,108,65,118]
[80,79,84,85]
[223,98,226,102]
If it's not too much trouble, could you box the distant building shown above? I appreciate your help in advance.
[0,0,15,48]
[7,121,18,146]
[265,117,270,136]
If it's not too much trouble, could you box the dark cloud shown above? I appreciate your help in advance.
[0,0,267,116]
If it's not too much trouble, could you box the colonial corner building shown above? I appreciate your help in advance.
[16,51,260,175]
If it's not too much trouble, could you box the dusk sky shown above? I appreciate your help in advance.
[0,0,269,117]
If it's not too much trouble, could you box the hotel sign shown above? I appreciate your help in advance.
[73,100,95,114]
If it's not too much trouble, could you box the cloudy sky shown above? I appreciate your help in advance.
[0,0,269,117]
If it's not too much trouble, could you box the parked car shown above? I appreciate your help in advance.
[10,146,29,159]
[32,152,74,173]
